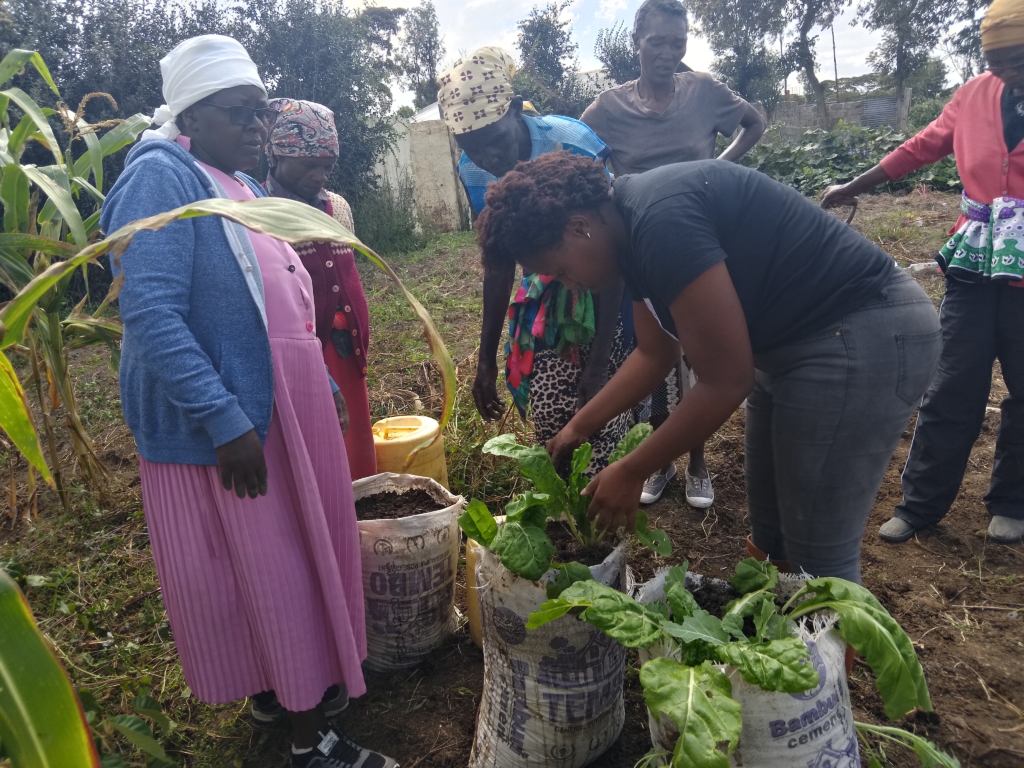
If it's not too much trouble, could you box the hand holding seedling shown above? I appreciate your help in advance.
[582,460,645,534]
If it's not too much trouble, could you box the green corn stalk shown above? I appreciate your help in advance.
[0,49,149,509]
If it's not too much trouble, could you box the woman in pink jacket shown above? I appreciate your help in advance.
[822,0,1024,544]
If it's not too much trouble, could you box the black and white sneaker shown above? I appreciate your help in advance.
[250,685,350,725]
[291,727,399,768]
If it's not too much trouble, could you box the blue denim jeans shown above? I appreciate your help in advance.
[745,267,941,582]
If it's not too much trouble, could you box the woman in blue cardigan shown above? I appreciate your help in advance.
[102,35,396,768]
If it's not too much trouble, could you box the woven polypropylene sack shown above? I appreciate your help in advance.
[468,545,628,768]
[637,571,860,768]
[354,473,464,672]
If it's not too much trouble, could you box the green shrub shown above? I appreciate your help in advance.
[909,93,954,132]
[740,122,962,196]
[351,174,427,256]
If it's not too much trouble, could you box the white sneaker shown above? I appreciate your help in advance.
[685,470,714,509]
[641,464,677,504]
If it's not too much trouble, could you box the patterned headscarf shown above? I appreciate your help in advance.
[436,46,517,134]
[982,0,1024,51]
[268,98,340,157]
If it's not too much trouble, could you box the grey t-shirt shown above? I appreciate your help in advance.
[581,72,749,176]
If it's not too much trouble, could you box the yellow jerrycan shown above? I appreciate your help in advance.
[371,415,449,490]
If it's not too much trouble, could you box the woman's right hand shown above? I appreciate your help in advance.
[216,430,268,499]
[546,423,589,471]
[820,183,858,209]
[472,359,505,421]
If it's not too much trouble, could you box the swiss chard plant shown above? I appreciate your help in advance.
[527,558,955,768]
[459,423,671,582]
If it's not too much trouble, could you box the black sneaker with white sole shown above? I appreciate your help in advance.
[291,727,399,768]
[250,685,349,725]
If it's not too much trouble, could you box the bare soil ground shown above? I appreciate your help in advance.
[2,190,1023,768]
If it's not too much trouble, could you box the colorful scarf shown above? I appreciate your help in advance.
[268,98,339,157]
[939,193,1024,280]
[504,274,595,416]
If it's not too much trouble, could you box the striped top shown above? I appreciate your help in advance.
[458,114,611,213]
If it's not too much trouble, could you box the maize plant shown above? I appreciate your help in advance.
[0,48,149,510]
[0,51,455,517]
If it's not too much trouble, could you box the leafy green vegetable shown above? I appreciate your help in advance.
[504,492,550,528]
[527,560,936,768]
[641,658,742,768]
[716,637,819,694]
[545,562,593,600]
[491,522,555,582]
[665,581,701,622]
[608,422,653,464]
[475,425,669,581]
[787,578,932,719]
[527,580,667,648]
[636,510,672,557]
[661,611,729,646]
[730,558,779,594]
[458,499,498,547]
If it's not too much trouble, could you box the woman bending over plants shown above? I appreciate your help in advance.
[475,151,941,583]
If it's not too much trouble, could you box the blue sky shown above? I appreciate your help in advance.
[362,0,897,107]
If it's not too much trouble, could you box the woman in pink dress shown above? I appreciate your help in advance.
[101,35,397,768]
[263,99,377,480]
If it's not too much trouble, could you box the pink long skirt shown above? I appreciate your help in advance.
[140,337,367,712]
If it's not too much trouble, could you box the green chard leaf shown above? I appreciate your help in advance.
[570,442,592,485]
[665,580,701,621]
[505,491,550,529]
[731,558,779,594]
[458,499,499,547]
[516,445,567,501]
[661,610,729,646]
[789,578,932,719]
[482,433,526,459]
[527,580,666,647]
[716,636,820,694]
[641,658,742,768]
[546,561,594,600]
[666,563,689,587]
[608,422,653,464]
[492,521,555,581]
[635,510,672,557]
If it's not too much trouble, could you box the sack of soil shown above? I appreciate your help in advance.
[636,570,859,768]
[468,534,628,768]
[353,473,465,672]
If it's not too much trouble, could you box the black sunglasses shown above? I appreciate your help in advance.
[198,102,280,127]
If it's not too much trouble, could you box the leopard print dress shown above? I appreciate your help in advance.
[529,323,633,476]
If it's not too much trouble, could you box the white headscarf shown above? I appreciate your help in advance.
[141,34,267,142]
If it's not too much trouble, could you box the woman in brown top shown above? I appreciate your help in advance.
[581,0,766,508]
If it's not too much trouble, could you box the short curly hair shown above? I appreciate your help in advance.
[634,0,688,38]
[476,151,612,272]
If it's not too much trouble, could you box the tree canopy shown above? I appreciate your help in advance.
[0,0,410,201]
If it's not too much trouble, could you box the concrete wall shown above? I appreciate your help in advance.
[374,118,470,234]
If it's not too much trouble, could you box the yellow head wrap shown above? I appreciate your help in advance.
[436,46,517,134]
[982,0,1024,52]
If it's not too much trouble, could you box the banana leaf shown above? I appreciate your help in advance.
[0,568,99,768]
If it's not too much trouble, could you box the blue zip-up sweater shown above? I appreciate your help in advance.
[102,139,275,465]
